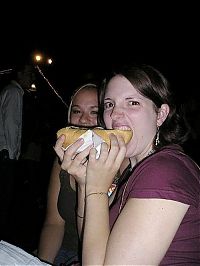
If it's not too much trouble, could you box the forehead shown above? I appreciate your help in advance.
[72,88,98,104]
[105,75,138,97]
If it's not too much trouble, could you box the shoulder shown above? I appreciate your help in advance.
[128,145,200,206]
[137,145,199,180]
[1,82,22,98]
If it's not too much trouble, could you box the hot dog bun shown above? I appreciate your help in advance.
[57,126,133,149]
[56,127,88,148]
[92,127,133,146]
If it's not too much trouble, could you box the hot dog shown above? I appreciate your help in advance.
[56,126,133,149]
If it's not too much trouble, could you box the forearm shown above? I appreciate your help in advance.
[82,192,110,265]
[76,185,86,239]
[38,224,64,263]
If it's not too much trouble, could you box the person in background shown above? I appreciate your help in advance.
[0,64,36,239]
[38,83,99,265]
[55,63,200,265]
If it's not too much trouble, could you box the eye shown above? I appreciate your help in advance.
[90,110,98,115]
[71,109,81,114]
[104,102,114,109]
[129,100,140,106]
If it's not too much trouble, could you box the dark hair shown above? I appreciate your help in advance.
[98,63,189,147]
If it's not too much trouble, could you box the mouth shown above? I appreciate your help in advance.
[113,126,132,131]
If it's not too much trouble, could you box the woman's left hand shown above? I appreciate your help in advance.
[86,133,126,193]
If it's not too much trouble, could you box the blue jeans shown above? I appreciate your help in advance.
[53,248,79,266]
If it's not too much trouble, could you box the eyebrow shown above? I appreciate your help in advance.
[104,96,143,101]
[72,105,98,108]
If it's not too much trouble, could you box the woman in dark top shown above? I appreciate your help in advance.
[38,83,99,265]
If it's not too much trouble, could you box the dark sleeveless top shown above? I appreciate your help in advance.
[57,169,79,253]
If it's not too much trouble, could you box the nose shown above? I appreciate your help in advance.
[79,113,92,126]
[110,106,124,120]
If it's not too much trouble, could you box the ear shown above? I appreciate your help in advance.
[157,104,170,127]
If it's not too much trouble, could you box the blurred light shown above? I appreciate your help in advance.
[29,83,37,92]
[35,54,42,62]
[0,68,13,74]
[33,52,53,67]
[47,58,53,64]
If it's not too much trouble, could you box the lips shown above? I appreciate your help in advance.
[112,126,131,130]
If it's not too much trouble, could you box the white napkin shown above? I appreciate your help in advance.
[0,240,51,265]
[64,129,105,158]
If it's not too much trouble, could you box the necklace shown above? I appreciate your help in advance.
[147,148,155,156]
[118,149,155,214]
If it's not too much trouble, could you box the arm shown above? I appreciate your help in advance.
[54,136,90,239]
[83,195,189,265]
[80,139,190,265]
[3,87,23,159]
[104,198,189,265]
[53,134,126,260]
[38,157,65,263]
[76,183,85,239]
[82,135,126,264]
[74,155,128,239]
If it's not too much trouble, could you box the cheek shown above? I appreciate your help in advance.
[90,117,98,126]
[70,114,80,124]
[130,114,157,147]
[103,113,112,128]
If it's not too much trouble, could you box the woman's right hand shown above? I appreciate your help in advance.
[54,134,66,161]
[54,135,92,186]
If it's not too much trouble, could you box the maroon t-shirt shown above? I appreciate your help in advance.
[109,145,200,265]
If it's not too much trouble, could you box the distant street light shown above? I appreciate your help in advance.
[35,54,42,62]
[47,58,52,64]
[33,53,52,65]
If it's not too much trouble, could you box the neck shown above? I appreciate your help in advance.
[129,147,155,168]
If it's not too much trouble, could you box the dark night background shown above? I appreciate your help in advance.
[0,4,200,254]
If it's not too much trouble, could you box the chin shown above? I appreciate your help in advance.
[126,142,137,158]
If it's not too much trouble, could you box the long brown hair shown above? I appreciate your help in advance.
[98,63,190,147]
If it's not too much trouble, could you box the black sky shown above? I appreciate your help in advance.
[0,4,199,149]
[1,5,200,100]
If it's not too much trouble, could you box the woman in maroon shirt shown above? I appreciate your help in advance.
[55,64,200,265]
